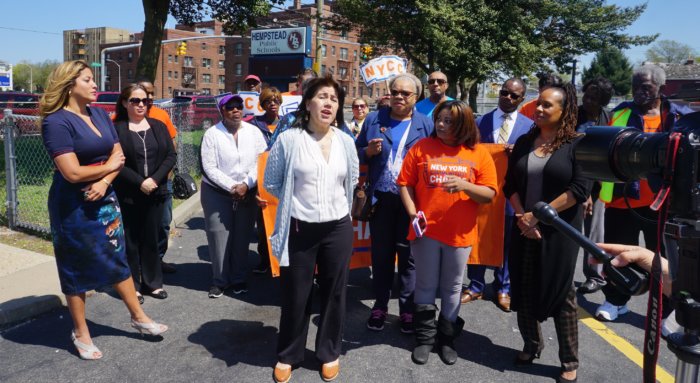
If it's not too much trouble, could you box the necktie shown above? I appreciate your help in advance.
[497,114,512,144]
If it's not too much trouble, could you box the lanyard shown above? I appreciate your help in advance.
[388,121,412,177]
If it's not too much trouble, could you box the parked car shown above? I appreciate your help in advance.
[0,92,40,138]
[89,91,120,116]
[170,95,221,130]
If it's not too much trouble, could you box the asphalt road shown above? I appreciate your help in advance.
[0,211,680,382]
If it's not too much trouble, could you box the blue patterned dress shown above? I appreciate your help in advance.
[42,107,130,295]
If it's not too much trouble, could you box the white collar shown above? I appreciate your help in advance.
[494,107,518,121]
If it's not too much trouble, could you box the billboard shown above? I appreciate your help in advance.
[250,27,311,56]
[0,63,12,90]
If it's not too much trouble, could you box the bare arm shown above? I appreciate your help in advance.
[53,143,125,184]
[399,185,418,220]
[442,175,496,204]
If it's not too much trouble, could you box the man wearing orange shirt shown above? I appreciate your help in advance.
[594,65,692,322]
[281,68,317,97]
[519,73,563,121]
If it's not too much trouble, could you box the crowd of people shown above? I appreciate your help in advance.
[38,59,692,382]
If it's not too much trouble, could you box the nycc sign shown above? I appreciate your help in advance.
[250,27,307,55]
[360,56,408,86]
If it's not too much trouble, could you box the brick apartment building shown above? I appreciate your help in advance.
[66,1,391,103]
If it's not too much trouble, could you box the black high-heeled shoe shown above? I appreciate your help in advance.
[514,351,540,366]
[148,289,168,299]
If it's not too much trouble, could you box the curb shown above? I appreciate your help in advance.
[0,193,202,328]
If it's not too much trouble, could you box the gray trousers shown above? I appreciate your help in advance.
[582,199,605,284]
[412,236,472,322]
[201,182,256,287]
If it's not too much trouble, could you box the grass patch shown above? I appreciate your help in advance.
[0,226,53,256]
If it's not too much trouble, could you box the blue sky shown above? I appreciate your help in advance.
[1,0,698,70]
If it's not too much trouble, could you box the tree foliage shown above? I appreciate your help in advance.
[137,0,284,82]
[328,0,656,110]
[12,60,61,93]
[582,47,633,96]
[645,39,696,64]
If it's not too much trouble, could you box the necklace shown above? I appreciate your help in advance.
[132,129,149,176]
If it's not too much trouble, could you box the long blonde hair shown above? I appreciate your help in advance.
[39,60,91,121]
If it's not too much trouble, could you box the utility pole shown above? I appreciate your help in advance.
[571,59,577,86]
[106,59,121,90]
[314,0,323,74]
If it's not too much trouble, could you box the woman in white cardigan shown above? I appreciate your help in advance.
[265,76,359,383]
[200,94,267,298]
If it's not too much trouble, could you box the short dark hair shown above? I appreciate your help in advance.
[582,77,614,106]
[297,68,318,81]
[538,73,563,90]
[431,100,480,149]
[294,75,342,131]
[114,83,148,122]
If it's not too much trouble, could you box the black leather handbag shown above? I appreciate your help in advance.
[351,183,374,221]
[173,172,198,199]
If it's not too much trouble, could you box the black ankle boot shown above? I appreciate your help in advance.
[437,316,465,365]
[412,304,437,365]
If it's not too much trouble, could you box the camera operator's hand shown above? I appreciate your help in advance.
[596,243,672,296]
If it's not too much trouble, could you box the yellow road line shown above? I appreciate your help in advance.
[578,307,675,382]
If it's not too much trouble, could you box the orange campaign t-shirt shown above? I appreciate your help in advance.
[607,114,661,209]
[397,137,498,248]
[519,98,537,121]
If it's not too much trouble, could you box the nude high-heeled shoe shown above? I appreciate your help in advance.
[71,330,102,360]
[130,319,168,336]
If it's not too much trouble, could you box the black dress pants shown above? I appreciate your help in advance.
[122,197,165,293]
[277,215,353,365]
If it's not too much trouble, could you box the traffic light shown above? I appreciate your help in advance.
[361,45,373,60]
[177,42,187,56]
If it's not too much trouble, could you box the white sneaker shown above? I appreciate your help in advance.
[662,310,682,338]
[595,301,629,321]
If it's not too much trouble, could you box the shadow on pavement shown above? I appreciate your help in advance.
[188,319,279,367]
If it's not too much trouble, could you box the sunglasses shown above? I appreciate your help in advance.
[263,99,281,106]
[224,102,244,111]
[428,79,447,85]
[352,104,367,110]
[390,89,415,98]
[499,89,523,100]
[128,97,153,106]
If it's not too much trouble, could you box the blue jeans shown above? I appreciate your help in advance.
[465,214,513,294]
[158,180,173,259]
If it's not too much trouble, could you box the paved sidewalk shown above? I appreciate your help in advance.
[0,191,202,328]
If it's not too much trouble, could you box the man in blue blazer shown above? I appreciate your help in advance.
[462,77,532,312]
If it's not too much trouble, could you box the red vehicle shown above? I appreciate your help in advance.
[89,91,120,116]
[0,92,40,137]
[170,95,221,130]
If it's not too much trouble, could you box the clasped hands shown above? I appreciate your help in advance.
[516,211,541,240]
[230,183,249,200]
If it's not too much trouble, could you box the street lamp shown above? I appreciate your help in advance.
[106,59,121,91]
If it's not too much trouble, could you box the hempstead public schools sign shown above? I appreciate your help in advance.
[250,27,310,56]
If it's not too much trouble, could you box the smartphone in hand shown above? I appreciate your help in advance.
[412,211,427,237]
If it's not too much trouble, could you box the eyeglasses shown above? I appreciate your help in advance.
[224,102,244,111]
[352,104,367,110]
[128,98,153,106]
[499,89,523,100]
[428,79,447,85]
[390,89,415,98]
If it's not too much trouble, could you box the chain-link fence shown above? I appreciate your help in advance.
[1,101,208,234]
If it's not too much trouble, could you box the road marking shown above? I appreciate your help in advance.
[578,307,674,382]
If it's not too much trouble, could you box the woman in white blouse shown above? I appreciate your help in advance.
[200,94,267,298]
[265,76,359,383]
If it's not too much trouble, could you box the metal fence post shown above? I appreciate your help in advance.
[4,109,19,229]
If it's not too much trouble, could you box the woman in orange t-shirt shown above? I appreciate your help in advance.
[397,100,497,366]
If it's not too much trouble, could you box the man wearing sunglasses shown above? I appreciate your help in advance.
[462,78,532,313]
[415,71,453,117]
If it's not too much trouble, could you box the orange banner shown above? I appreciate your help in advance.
[257,153,372,277]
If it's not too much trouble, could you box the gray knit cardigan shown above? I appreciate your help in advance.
[264,127,359,266]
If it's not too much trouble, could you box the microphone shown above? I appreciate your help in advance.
[533,201,649,296]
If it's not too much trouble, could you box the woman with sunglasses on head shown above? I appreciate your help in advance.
[505,82,590,383]
[398,100,497,365]
[113,84,177,304]
[41,62,167,360]
[356,73,433,334]
[201,94,267,298]
[265,76,359,383]
[347,97,369,137]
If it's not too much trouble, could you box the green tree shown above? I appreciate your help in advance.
[328,0,656,111]
[12,60,60,93]
[645,39,696,64]
[137,0,284,82]
[582,47,633,96]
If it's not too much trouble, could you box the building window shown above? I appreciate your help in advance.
[235,63,242,76]
[168,86,172,95]
[127,52,133,63]
[320,26,326,37]
[359,87,364,97]
[235,82,242,92]
[184,56,193,67]
[339,67,347,79]
[174,55,179,63]
[218,60,225,69]
[353,50,357,61]
[202,74,211,83]
[202,88,211,95]
[352,68,357,79]
[340,48,348,60]
[321,64,326,75]
[218,75,225,85]
[202,58,211,68]
[340,30,348,40]
[330,66,335,74]
[331,46,336,56]
[201,42,207,50]
[175,71,179,79]
[127,69,133,80]
[235,43,243,56]
[168,55,173,63]
[321,45,327,57]
[342,86,347,94]
[168,71,172,79]
[352,87,356,97]
[218,45,225,55]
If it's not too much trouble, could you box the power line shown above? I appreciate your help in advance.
[0,26,60,35]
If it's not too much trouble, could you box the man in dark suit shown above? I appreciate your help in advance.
[461,77,532,312]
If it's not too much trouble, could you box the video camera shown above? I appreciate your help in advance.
[536,112,700,383]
